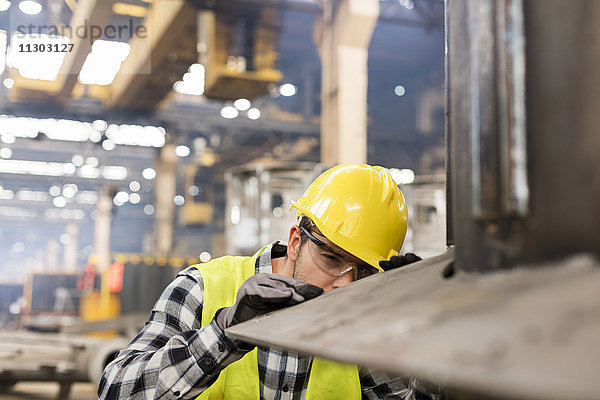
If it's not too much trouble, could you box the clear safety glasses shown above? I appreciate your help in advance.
[300,226,378,280]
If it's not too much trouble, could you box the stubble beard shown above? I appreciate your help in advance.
[292,250,309,282]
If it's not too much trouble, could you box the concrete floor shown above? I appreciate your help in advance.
[0,382,97,400]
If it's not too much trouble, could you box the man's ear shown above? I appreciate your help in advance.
[287,225,302,262]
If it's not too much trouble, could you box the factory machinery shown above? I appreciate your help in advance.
[0,254,194,399]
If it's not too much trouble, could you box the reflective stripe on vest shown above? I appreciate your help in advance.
[191,250,361,400]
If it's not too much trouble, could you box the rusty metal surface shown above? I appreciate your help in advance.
[227,249,600,400]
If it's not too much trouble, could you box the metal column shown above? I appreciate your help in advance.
[154,144,177,257]
[62,222,79,273]
[94,189,113,273]
[315,0,378,166]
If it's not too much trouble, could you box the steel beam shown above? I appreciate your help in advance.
[107,0,197,108]
[56,0,117,101]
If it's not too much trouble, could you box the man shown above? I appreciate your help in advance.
[99,164,442,399]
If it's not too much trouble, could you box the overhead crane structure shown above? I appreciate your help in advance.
[2,0,447,181]
[5,0,444,107]
[8,0,283,108]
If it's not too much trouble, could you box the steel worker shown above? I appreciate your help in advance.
[99,164,442,400]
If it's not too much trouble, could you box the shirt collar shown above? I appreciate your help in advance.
[256,241,287,274]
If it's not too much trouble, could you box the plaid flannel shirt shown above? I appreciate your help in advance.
[98,242,444,400]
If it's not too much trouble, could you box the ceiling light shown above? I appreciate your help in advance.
[71,155,84,166]
[0,159,66,176]
[189,185,200,196]
[220,106,239,119]
[114,191,129,204]
[279,83,297,97]
[102,139,116,151]
[0,189,15,200]
[102,166,128,180]
[0,1,11,12]
[247,108,261,120]
[79,40,131,86]
[49,186,61,196]
[18,0,42,15]
[92,119,108,131]
[399,0,414,10]
[53,196,66,208]
[143,204,154,215]
[234,98,251,111]
[62,163,76,175]
[62,184,78,198]
[173,63,205,96]
[173,195,185,206]
[78,165,100,179]
[90,131,101,144]
[3,78,13,89]
[394,85,406,96]
[129,181,141,192]
[0,115,165,147]
[1,134,15,144]
[129,193,141,204]
[189,63,204,74]
[85,157,99,167]
[6,33,68,80]
[17,189,48,201]
[142,168,156,180]
[0,148,12,158]
[175,145,190,157]
[105,124,166,147]
[75,191,98,204]
[1,206,35,218]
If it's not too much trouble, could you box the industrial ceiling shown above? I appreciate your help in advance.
[0,0,445,277]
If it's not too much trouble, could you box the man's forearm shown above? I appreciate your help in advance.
[98,272,251,399]
[99,319,248,399]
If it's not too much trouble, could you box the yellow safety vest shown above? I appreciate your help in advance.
[191,251,361,400]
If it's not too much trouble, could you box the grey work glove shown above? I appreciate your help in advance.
[378,253,422,271]
[214,273,323,331]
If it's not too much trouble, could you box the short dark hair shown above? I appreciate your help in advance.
[298,215,314,248]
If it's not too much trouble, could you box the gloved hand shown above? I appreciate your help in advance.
[215,273,323,331]
[378,253,422,271]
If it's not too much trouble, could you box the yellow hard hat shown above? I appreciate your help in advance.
[290,164,408,271]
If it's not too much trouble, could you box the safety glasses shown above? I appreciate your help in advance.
[300,226,378,279]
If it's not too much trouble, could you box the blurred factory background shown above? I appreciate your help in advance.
[0,0,445,277]
[0,0,447,398]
